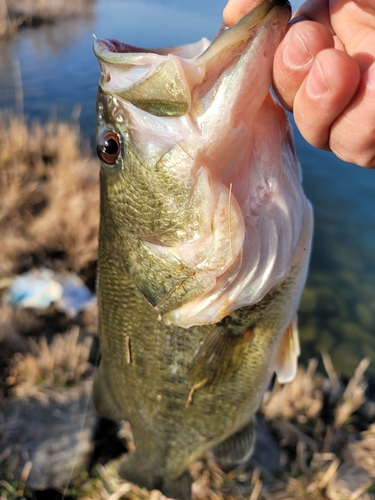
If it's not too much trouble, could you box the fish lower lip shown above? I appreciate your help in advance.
[96,39,146,54]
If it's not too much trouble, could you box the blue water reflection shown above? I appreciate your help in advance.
[0,0,374,390]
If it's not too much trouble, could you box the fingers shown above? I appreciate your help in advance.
[272,20,334,110]
[330,62,375,167]
[292,48,360,151]
[273,19,375,166]
[223,0,375,167]
[296,0,375,72]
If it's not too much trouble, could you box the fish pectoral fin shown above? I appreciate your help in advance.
[274,315,300,384]
[188,325,253,387]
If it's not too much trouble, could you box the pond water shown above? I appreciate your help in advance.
[1,0,374,393]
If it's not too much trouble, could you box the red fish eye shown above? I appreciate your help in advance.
[97,130,121,165]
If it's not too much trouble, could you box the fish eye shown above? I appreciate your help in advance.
[96,130,121,166]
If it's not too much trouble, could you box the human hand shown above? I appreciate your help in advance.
[223,0,375,168]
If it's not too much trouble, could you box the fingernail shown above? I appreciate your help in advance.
[306,59,330,98]
[284,29,313,68]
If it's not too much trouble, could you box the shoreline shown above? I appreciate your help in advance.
[0,111,374,499]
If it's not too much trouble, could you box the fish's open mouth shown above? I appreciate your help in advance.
[94,0,291,60]
[93,0,291,117]
[94,0,313,330]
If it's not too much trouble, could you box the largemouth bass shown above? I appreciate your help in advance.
[93,0,313,498]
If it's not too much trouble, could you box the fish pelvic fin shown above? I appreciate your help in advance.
[274,315,300,384]
[212,416,256,465]
[188,325,253,387]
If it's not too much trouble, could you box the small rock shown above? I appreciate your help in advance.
[0,379,98,490]
[250,417,280,472]
[326,460,375,499]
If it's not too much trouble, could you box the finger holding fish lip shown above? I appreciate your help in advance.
[272,19,334,111]
[224,0,375,167]
[276,23,375,166]
[328,63,375,168]
[287,0,375,166]
[290,47,360,151]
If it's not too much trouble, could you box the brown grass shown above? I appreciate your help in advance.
[0,111,100,278]
[0,0,94,37]
[70,359,373,500]
[6,326,94,396]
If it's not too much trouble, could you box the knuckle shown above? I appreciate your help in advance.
[331,144,375,169]
[360,155,375,169]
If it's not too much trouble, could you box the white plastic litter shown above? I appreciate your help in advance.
[55,273,97,318]
[6,268,96,317]
[6,268,63,309]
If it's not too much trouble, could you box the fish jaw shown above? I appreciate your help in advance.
[94,0,312,329]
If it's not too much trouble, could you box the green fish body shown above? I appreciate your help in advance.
[93,1,313,498]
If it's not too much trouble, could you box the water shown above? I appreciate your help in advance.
[1,0,374,391]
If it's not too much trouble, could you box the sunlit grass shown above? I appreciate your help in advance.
[0,111,99,278]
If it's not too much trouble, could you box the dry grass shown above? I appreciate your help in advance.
[0,110,99,402]
[0,0,94,37]
[261,358,373,500]
[0,0,16,37]
[0,111,100,278]
[62,358,373,500]
[6,326,94,396]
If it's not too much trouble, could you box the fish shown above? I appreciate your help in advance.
[92,0,313,498]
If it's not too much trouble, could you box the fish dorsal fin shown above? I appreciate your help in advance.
[274,315,300,384]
